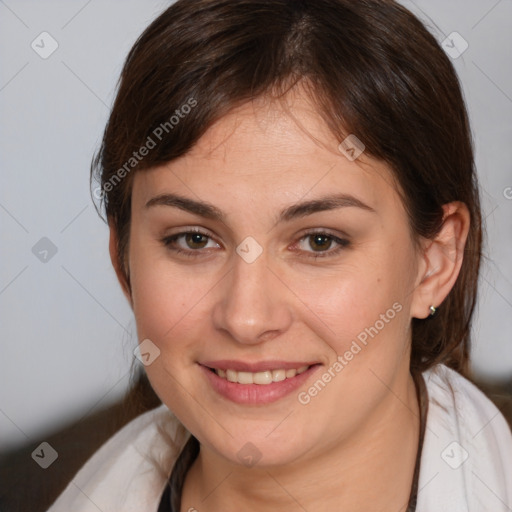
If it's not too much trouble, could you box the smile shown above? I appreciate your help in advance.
[212,366,309,385]
[200,361,320,404]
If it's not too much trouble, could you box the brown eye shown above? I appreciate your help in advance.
[184,232,209,249]
[296,231,350,258]
[161,230,220,257]
[308,234,333,252]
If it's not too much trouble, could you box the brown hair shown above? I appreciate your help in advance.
[92,0,482,376]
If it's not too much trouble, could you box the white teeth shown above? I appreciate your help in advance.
[272,369,286,382]
[237,371,253,385]
[214,366,310,385]
[253,371,273,385]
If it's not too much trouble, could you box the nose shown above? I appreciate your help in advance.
[212,249,293,345]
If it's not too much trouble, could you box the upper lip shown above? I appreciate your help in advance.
[200,360,319,372]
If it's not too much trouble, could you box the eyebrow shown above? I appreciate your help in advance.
[144,192,376,222]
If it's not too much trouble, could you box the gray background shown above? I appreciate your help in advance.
[1,0,511,452]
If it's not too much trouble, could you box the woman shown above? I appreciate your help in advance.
[48,0,512,510]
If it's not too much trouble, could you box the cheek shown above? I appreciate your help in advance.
[292,256,410,350]
[290,259,413,434]
[128,252,214,417]
[128,238,212,354]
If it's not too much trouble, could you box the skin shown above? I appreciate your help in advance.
[110,87,469,511]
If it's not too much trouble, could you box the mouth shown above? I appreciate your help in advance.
[209,365,310,385]
[199,360,321,404]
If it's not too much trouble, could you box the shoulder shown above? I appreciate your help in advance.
[417,364,512,511]
[46,404,189,512]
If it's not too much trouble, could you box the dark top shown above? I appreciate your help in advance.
[158,371,428,512]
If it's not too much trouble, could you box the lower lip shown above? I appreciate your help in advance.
[200,364,320,405]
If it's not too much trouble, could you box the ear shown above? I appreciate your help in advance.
[108,222,133,307]
[410,201,470,319]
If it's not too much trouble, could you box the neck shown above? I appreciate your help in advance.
[181,372,420,512]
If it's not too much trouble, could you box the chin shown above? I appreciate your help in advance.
[201,428,314,469]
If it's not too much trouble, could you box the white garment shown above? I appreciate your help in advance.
[47,364,512,511]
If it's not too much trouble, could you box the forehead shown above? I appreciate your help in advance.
[132,91,402,218]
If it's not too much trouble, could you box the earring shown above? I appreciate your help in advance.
[429,305,437,317]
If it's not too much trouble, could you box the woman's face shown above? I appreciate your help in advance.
[125,90,424,467]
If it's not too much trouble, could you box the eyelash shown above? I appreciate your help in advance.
[161,228,350,259]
